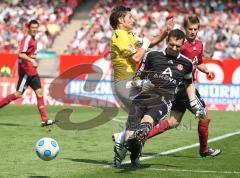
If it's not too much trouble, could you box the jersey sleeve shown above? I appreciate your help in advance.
[19,35,31,53]
[111,31,137,58]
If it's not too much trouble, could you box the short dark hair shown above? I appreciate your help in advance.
[28,20,39,28]
[167,29,186,42]
[183,15,200,29]
[109,6,131,29]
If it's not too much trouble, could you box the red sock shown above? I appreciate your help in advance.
[37,97,48,122]
[146,120,170,140]
[0,94,18,108]
[198,121,209,153]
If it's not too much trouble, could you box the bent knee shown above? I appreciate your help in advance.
[35,89,43,98]
[167,118,180,128]
[142,115,154,125]
[14,92,22,98]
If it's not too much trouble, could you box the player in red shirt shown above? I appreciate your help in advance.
[145,15,221,157]
[0,20,54,127]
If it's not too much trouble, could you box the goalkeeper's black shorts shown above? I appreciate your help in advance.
[126,93,172,131]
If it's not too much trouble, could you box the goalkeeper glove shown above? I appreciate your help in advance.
[190,99,206,119]
[136,36,151,50]
[134,79,155,92]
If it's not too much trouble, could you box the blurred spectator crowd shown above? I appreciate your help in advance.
[0,0,239,59]
[66,0,240,59]
[0,0,77,53]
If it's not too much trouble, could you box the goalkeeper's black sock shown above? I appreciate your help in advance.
[125,122,152,152]
[135,122,153,142]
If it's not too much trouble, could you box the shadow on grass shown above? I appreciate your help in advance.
[116,162,181,173]
[0,123,23,127]
[64,158,110,165]
[64,157,181,174]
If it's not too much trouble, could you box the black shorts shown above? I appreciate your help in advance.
[126,93,172,130]
[17,74,42,93]
[171,86,205,113]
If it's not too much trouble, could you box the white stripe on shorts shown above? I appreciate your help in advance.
[18,74,28,93]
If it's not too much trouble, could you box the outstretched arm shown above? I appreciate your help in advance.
[197,63,213,79]
[186,83,196,102]
[149,18,174,47]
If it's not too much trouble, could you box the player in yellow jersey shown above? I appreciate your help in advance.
[110,6,151,110]
[109,6,173,167]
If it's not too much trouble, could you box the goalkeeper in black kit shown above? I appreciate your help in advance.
[125,29,206,167]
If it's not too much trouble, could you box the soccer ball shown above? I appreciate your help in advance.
[35,137,59,161]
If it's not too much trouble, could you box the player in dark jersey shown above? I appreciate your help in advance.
[146,15,221,157]
[0,20,54,127]
[125,29,205,167]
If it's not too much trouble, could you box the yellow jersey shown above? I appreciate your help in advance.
[111,29,137,82]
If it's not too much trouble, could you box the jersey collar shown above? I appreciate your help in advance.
[115,29,132,35]
[164,49,181,59]
[185,38,196,45]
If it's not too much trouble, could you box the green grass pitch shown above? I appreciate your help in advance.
[0,105,239,178]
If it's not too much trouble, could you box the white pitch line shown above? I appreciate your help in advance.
[105,130,240,168]
[147,168,240,174]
